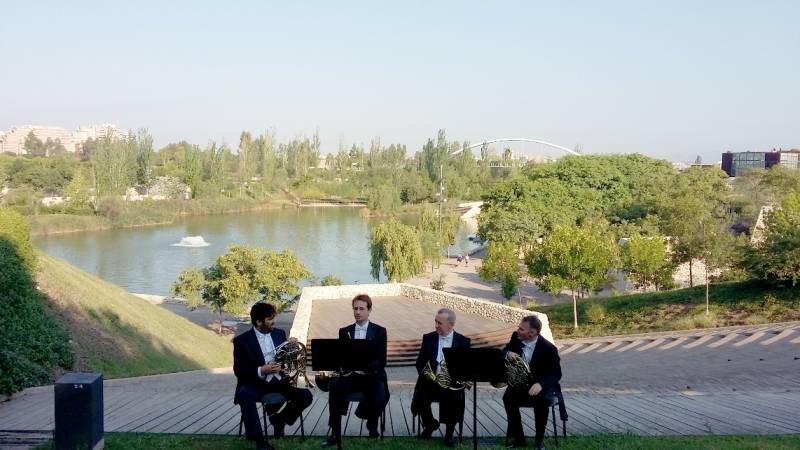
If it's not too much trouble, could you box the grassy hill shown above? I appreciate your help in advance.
[36,253,232,378]
[539,281,800,339]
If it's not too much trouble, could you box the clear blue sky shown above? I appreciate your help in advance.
[1,1,797,162]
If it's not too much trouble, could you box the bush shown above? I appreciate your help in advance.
[321,275,344,286]
[585,302,607,324]
[430,274,446,291]
[0,208,73,395]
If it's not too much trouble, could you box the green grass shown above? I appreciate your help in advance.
[33,433,800,450]
[36,253,232,377]
[538,281,800,339]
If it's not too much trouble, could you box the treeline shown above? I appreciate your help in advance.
[0,128,521,217]
[473,154,800,327]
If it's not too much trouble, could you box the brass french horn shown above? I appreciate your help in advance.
[491,356,532,389]
[422,358,472,391]
[274,339,314,388]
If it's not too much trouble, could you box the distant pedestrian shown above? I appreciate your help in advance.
[464,254,470,267]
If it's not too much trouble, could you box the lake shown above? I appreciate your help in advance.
[35,208,478,295]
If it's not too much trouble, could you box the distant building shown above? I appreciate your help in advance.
[721,149,800,177]
[0,123,127,155]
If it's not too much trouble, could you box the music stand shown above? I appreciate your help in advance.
[311,339,371,372]
[310,339,373,450]
[444,348,506,450]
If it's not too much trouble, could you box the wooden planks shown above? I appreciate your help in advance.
[4,382,800,437]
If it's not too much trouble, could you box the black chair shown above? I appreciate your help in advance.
[238,392,306,444]
[505,384,568,447]
[411,395,464,442]
[326,391,387,439]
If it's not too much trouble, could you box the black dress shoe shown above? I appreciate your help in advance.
[506,438,526,448]
[270,415,285,438]
[535,442,547,450]
[256,441,275,450]
[444,434,457,447]
[368,430,380,439]
[321,435,339,447]
[420,419,439,439]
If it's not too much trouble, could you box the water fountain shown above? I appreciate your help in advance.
[171,236,210,247]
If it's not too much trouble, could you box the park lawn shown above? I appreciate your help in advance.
[36,253,232,377]
[537,281,800,339]
[34,433,800,450]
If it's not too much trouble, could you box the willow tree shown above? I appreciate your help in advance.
[369,218,424,282]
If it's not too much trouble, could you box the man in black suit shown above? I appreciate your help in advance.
[411,308,470,447]
[234,302,313,450]
[323,294,389,447]
[502,315,562,450]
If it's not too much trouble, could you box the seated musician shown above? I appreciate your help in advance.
[323,294,389,447]
[411,308,470,447]
[233,302,313,450]
[502,315,562,450]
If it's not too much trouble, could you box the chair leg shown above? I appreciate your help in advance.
[238,416,243,437]
[552,404,559,447]
[459,420,464,443]
[381,408,386,437]
[262,404,271,446]
[300,413,306,440]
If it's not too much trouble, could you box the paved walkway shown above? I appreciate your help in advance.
[2,322,798,445]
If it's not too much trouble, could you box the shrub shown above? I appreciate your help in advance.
[585,302,607,324]
[321,275,344,286]
[430,274,446,291]
[0,208,73,395]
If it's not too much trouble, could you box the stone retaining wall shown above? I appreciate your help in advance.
[290,283,554,345]
[399,284,553,343]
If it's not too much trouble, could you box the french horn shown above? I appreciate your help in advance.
[491,356,532,389]
[422,358,472,391]
[274,339,314,388]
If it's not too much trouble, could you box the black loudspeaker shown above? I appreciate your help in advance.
[54,373,104,450]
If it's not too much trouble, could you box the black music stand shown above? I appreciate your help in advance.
[444,347,506,450]
[310,339,372,450]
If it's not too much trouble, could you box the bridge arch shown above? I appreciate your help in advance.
[450,138,581,157]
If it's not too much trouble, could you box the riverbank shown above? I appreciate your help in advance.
[27,196,295,236]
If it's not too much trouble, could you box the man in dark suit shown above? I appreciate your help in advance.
[323,294,389,447]
[234,302,313,450]
[502,315,562,450]
[411,308,471,447]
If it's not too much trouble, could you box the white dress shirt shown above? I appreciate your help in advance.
[353,321,370,339]
[521,336,538,365]
[436,331,454,374]
[254,327,282,382]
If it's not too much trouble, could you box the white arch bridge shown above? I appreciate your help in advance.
[450,138,581,157]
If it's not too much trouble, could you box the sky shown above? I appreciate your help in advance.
[1,1,797,162]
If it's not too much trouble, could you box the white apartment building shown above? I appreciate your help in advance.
[0,123,127,155]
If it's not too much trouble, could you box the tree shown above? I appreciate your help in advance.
[526,224,618,328]
[171,267,206,308]
[176,245,311,332]
[743,192,800,286]
[369,218,424,282]
[23,131,46,157]
[478,240,522,301]
[620,235,673,291]
[65,167,92,208]
[134,129,154,188]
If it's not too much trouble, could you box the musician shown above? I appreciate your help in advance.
[323,294,389,447]
[411,308,470,447]
[233,302,313,450]
[502,315,562,450]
